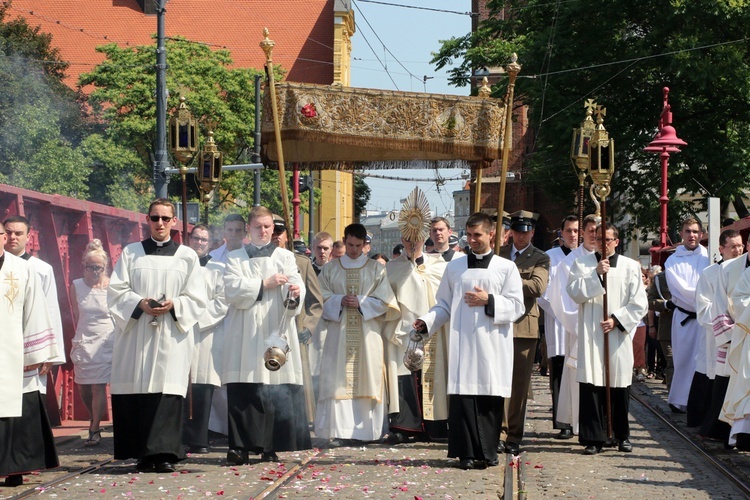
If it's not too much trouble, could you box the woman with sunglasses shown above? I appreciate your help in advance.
[70,239,113,446]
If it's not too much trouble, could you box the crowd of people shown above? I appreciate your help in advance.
[6,197,750,486]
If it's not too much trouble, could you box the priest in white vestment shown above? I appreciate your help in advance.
[567,224,647,455]
[663,218,709,412]
[314,223,400,444]
[384,235,455,442]
[4,216,65,403]
[0,236,59,485]
[415,213,524,470]
[222,207,311,464]
[108,199,207,473]
[537,215,578,439]
[182,225,228,454]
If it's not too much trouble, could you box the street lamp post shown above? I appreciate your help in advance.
[644,87,687,256]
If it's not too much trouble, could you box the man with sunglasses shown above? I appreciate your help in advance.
[567,224,648,455]
[108,199,207,473]
[0,222,59,487]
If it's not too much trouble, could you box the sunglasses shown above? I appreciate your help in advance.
[85,265,105,273]
[191,237,209,243]
[149,215,173,223]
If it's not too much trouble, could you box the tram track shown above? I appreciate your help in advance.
[7,459,114,500]
[630,390,750,497]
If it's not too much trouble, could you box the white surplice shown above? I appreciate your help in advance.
[191,260,228,386]
[664,244,709,409]
[21,255,65,394]
[696,262,721,379]
[221,246,306,385]
[711,255,749,378]
[314,254,400,441]
[549,245,593,430]
[0,253,57,418]
[108,242,207,396]
[567,253,648,388]
[418,254,525,397]
[538,246,570,358]
[720,265,750,443]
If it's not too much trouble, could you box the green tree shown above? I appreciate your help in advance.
[354,173,371,220]
[0,3,89,197]
[433,0,750,237]
[79,36,277,210]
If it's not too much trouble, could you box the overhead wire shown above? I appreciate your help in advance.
[530,0,562,151]
[356,0,477,17]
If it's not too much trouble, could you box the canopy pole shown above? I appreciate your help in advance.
[495,54,522,254]
[261,28,292,244]
[474,161,483,212]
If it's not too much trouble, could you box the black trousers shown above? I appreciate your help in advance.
[388,372,448,439]
[227,383,311,454]
[448,394,503,462]
[0,391,58,476]
[578,383,630,446]
[549,355,571,430]
[700,375,731,441]
[687,372,711,427]
[112,393,185,462]
[182,384,215,448]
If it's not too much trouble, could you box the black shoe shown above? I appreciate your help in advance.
[473,459,488,470]
[457,458,475,470]
[155,462,176,473]
[487,457,500,467]
[261,451,279,462]
[583,445,601,455]
[187,446,209,454]
[618,439,633,452]
[4,474,23,487]
[226,449,247,465]
[496,440,506,454]
[505,441,520,455]
[327,438,345,449]
[554,429,574,440]
[136,459,155,472]
[387,432,405,445]
[669,404,686,414]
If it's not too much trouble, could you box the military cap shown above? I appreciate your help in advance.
[509,210,539,232]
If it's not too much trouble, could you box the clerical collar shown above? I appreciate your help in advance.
[245,242,276,259]
[199,254,212,267]
[561,245,572,256]
[151,236,171,247]
[142,238,178,256]
[472,249,493,260]
[412,255,425,266]
[595,252,620,267]
[19,252,31,261]
[440,248,455,261]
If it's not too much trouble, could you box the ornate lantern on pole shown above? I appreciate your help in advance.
[169,96,198,242]
[197,131,223,223]
[588,103,616,441]
[571,99,597,233]
[644,87,687,259]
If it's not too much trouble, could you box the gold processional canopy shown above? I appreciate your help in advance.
[261,82,507,169]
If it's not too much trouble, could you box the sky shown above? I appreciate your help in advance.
[348,0,472,217]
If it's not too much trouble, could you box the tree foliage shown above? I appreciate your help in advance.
[433,0,750,237]
[0,3,89,197]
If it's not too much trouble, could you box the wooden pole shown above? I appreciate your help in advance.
[600,198,612,441]
[474,161,483,212]
[261,28,292,233]
[495,54,521,254]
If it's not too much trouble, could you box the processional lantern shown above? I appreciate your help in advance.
[570,99,597,233]
[197,131,223,203]
[169,96,198,163]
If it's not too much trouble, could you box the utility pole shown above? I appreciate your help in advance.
[153,0,170,198]
[253,74,262,207]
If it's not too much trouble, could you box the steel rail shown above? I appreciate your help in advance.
[8,459,114,499]
[630,391,750,497]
